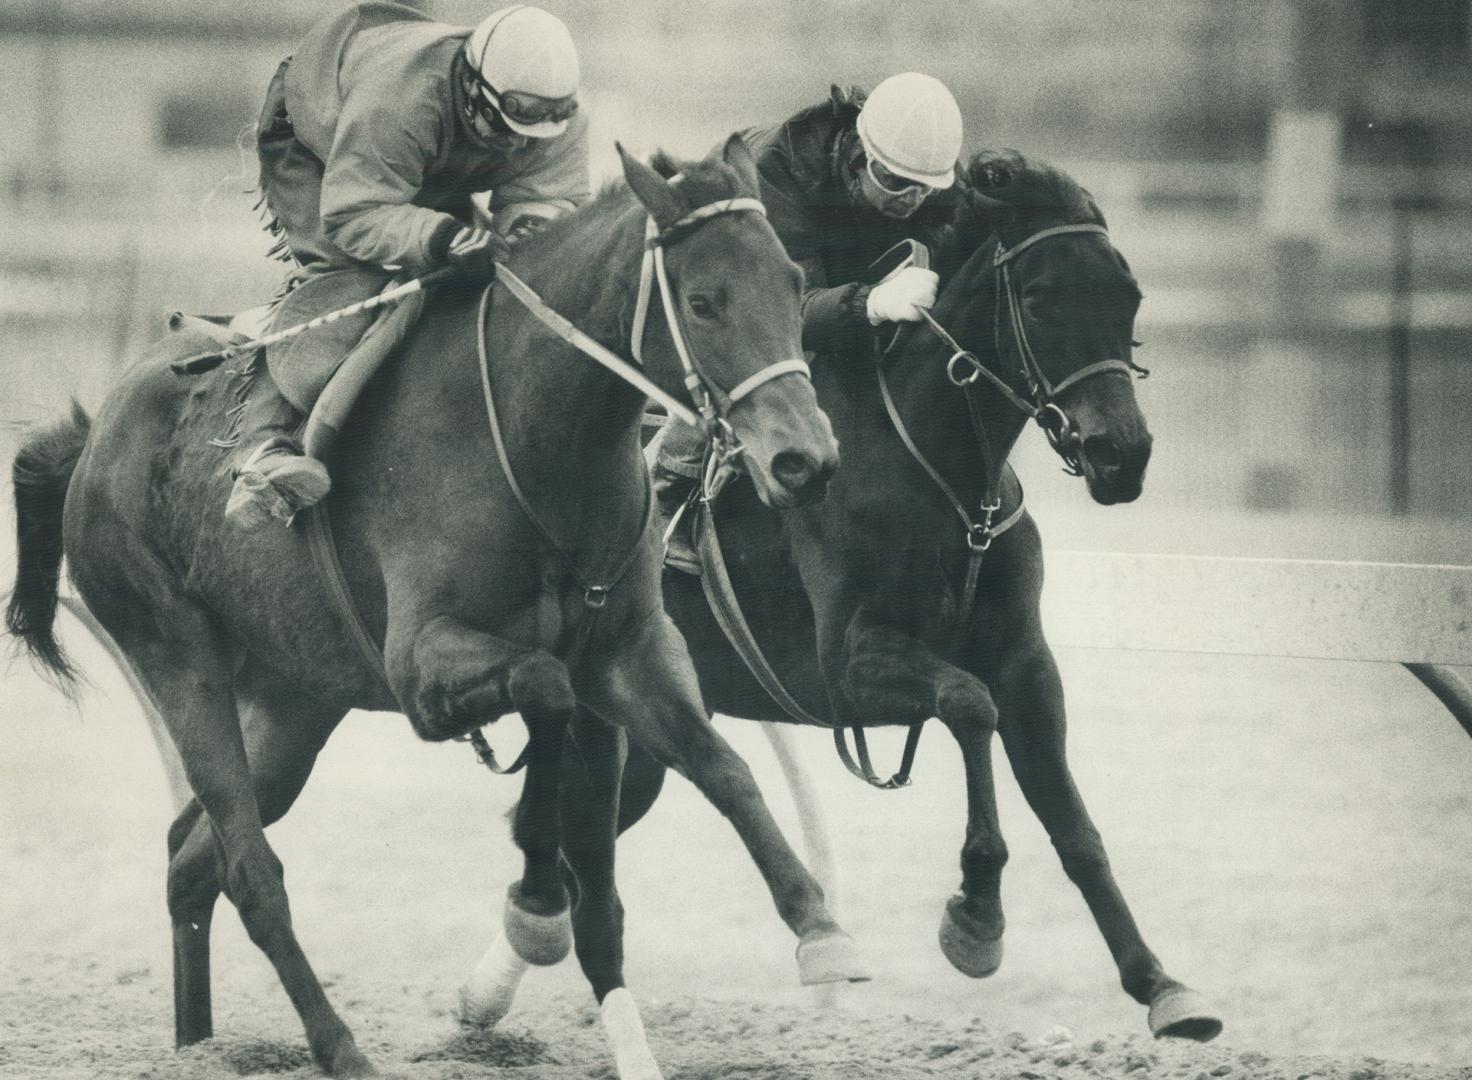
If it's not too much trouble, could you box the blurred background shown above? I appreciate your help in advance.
[0,0,1469,532]
[3,3,1471,1075]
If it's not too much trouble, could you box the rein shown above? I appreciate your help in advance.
[461,193,803,775]
[701,223,1122,790]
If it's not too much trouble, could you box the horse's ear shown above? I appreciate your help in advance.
[716,132,761,196]
[618,142,682,229]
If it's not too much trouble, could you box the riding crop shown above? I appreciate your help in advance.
[169,266,461,376]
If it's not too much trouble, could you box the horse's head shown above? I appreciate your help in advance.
[951,150,1151,504]
[619,138,838,508]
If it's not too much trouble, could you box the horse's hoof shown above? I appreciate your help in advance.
[938,894,1003,978]
[503,888,572,966]
[796,930,872,985]
[324,1039,377,1077]
[458,982,513,1029]
[1148,986,1224,1042]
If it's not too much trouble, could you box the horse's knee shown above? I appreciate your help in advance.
[507,651,576,720]
[937,674,999,736]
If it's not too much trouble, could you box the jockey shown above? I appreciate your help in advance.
[654,73,965,572]
[227,0,590,530]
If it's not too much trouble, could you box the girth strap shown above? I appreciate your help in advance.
[302,504,397,703]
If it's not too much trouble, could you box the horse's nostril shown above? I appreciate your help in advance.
[1082,436,1123,474]
[771,450,816,493]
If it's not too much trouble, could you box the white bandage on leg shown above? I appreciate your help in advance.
[457,932,531,1028]
[600,987,664,1080]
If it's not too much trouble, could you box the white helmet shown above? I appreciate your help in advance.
[464,5,580,138]
[856,73,963,190]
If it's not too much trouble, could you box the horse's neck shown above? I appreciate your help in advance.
[487,200,651,489]
[884,269,1027,504]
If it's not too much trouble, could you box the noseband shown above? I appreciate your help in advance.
[631,200,812,449]
[927,222,1134,476]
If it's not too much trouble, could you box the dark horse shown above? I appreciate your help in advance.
[460,150,1223,1042]
[5,137,867,1079]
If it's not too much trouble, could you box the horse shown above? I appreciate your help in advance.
[4,135,868,1080]
[458,149,1224,1043]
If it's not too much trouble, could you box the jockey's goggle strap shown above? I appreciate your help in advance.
[469,69,579,126]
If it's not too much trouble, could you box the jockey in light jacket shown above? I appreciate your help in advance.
[227,0,591,530]
[654,73,965,572]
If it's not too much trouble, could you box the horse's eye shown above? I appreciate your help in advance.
[688,294,718,320]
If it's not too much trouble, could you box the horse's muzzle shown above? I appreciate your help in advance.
[770,448,837,506]
[1080,434,1151,505]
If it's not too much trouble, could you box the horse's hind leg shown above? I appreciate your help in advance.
[168,659,347,1050]
[993,642,1223,1041]
[589,612,867,986]
[114,612,369,1077]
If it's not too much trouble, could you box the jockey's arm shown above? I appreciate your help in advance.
[488,111,592,236]
[759,159,874,357]
[317,93,462,273]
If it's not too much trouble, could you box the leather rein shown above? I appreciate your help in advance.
[462,193,810,774]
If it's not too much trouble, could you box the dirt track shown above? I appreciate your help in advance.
[4,622,1472,1079]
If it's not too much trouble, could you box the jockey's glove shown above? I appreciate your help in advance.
[432,224,512,280]
[866,266,939,325]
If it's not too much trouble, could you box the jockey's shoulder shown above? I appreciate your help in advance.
[747,84,865,192]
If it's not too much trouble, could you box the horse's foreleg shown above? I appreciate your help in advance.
[590,611,868,987]
[563,708,666,1080]
[460,734,671,1031]
[390,615,575,960]
[837,613,1008,978]
[993,643,1223,1041]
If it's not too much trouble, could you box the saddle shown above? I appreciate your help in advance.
[168,268,427,462]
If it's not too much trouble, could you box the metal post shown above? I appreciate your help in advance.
[1388,192,1413,515]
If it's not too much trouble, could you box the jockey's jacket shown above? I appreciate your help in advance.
[279,0,590,272]
[740,86,962,358]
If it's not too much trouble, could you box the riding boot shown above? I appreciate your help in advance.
[653,463,702,575]
[224,375,331,530]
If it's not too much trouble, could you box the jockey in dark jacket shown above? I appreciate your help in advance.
[655,73,966,571]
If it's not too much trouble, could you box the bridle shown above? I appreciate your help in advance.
[925,222,1138,477]
[463,189,811,775]
[847,222,1140,788]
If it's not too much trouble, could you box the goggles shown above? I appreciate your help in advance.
[866,155,933,198]
[469,68,578,128]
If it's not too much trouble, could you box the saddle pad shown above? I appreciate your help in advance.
[265,268,390,413]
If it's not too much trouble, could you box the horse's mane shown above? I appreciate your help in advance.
[523,148,755,253]
[938,148,1104,280]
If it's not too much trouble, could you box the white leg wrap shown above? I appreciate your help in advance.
[601,988,664,1080]
[457,932,531,1028]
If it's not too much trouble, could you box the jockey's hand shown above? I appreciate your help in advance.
[442,226,511,280]
[866,266,939,325]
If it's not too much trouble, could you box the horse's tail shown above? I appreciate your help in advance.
[6,400,92,688]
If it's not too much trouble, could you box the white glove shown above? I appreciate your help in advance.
[866,266,939,325]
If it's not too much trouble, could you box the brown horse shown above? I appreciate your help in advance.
[460,150,1223,1043]
[5,137,865,1079]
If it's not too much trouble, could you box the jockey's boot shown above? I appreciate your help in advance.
[225,436,332,530]
[652,463,701,576]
